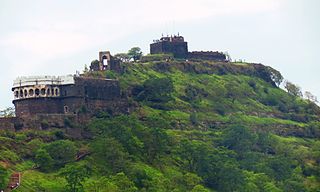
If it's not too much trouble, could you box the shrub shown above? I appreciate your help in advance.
[248,80,257,89]
[133,77,174,103]
[0,165,9,190]
[44,140,77,168]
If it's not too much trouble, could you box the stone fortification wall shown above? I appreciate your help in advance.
[14,98,63,117]
[150,41,188,59]
[188,51,227,62]
[74,77,120,100]
[0,117,17,130]
[0,114,78,131]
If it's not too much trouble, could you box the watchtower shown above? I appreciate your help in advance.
[150,35,188,59]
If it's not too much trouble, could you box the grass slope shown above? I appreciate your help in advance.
[1,60,319,192]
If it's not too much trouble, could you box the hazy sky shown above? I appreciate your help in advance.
[0,0,319,109]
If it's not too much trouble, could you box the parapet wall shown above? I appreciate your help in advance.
[0,117,17,131]
[0,114,78,131]
[188,51,226,62]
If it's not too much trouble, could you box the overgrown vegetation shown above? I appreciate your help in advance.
[1,60,320,191]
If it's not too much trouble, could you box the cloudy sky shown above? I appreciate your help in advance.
[0,0,319,109]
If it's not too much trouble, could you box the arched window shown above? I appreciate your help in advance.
[55,88,59,96]
[64,105,69,113]
[20,90,23,98]
[24,89,28,97]
[51,88,54,96]
[35,89,40,96]
[15,91,19,98]
[14,91,19,98]
[47,89,51,96]
[102,55,108,67]
[41,88,46,96]
[29,89,34,97]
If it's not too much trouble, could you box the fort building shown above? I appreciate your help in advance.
[150,35,188,58]
[0,74,129,131]
[12,75,123,117]
[0,49,128,130]
[150,34,227,62]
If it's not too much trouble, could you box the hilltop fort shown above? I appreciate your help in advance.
[150,34,227,61]
[0,34,228,130]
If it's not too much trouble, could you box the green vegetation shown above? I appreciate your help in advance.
[115,47,143,62]
[1,60,320,191]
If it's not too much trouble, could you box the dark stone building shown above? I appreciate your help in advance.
[150,35,188,58]
[11,75,126,118]
[150,35,227,62]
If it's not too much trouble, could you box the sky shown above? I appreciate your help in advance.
[0,0,319,109]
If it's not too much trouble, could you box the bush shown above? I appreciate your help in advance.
[35,148,53,172]
[91,137,129,174]
[248,80,257,89]
[133,77,174,103]
[0,165,9,190]
[44,140,77,168]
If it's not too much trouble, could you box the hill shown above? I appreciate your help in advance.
[1,59,320,192]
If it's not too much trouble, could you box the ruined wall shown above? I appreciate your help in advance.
[188,51,226,62]
[93,51,121,72]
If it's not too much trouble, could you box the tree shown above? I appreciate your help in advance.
[143,127,170,162]
[128,47,143,61]
[224,51,232,62]
[91,137,129,174]
[111,172,138,192]
[284,80,302,97]
[266,66,283,87]
[195,146,245,191]
[60,163,91,192]
[83,64,89,73]
[44,140,77,168]
[35,148,54,172]
[26,138,44,158]
[89,60,100,71]
[191,185,210,192]
[0,107,15,117]
[225,82,244,103]
[84,177,117,192]
[133,77,174,103]
[222,125,257,155]
[115,53,130,62]
[177,139,202,172]
[305,91,318,103]
[0,165,9,190]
